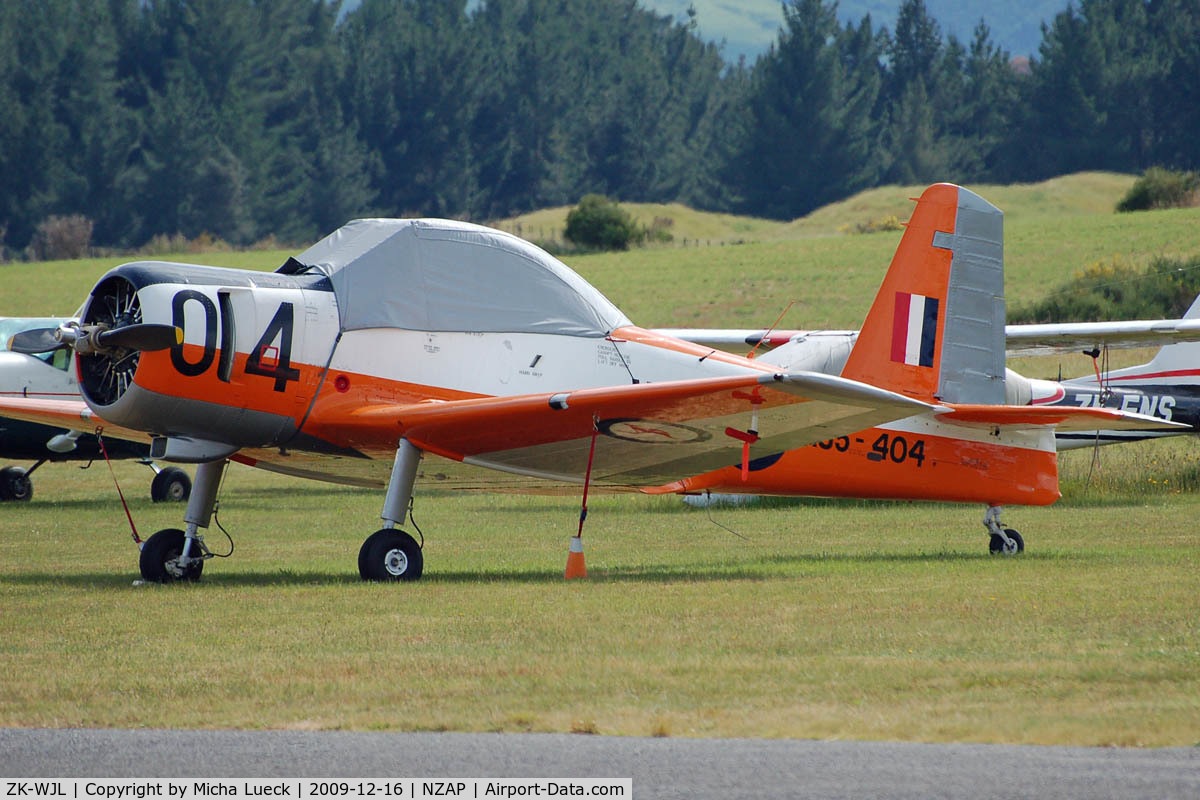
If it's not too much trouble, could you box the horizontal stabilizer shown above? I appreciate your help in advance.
[935,403,1190,433]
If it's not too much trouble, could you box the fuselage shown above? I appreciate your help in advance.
[1040,378,1194,450]
[61,259,1060,507]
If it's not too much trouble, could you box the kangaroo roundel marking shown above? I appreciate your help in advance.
[597,418,712,444]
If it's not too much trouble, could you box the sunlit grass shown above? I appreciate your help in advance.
[1,459,1197,744]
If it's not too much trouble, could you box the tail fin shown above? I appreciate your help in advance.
[1100,294,1200,383]
[840,183,1005,404]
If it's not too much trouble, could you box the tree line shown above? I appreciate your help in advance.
[1,0,1197,255]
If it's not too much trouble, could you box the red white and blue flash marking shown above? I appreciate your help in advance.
[890,292,939,367]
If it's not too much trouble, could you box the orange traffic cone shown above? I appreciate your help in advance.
[565,535,587,579]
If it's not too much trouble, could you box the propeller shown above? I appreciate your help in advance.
[94,323,182,352]
[8,322,181,356]
[8,327,65,355]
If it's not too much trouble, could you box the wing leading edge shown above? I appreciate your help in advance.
[0,396,152,444]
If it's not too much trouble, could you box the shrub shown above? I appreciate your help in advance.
[1116,167,1200,212]
[646,216,675,244]
[135,231,232,256]
[564,194,644,251]
[841,214,905,234]
[28,215,93,261]
[1009,255,1200,322]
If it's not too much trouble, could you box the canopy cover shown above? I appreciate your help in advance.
[295,218,631,337]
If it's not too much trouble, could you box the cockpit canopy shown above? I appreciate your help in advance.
[289,218,632,337]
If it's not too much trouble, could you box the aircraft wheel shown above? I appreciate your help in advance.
[988,528,1024,555]
[0,466,32,502]
[359,529,423,582]
[151,467,191,503]
[139,528,204,583]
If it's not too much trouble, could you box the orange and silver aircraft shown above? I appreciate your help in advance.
[0,184,1180,583]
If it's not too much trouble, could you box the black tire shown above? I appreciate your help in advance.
[988,528,1025,555]
[359,528,423,582]
[357,529,392,577]
[151,467,191,503]
[0,466,32,502]
[139,528,204,582]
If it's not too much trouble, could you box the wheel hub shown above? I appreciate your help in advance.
[383,548,409,576]
[164,549,186,578]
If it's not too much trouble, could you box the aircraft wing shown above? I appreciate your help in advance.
[652,321,1200,357]
[0,396,153,444]
[934,404,1191,433]
[1003,319,1200,356]
[348,372,936,487]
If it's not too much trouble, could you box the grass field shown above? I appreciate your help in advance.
[1,442,1197,744]
[2,173,1199,744]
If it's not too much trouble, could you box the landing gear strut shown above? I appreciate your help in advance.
[139,459,226,582]
[983,505,1024,555]
[359,439,424,582]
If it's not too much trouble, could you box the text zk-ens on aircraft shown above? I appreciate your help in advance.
[0,184,1184,583]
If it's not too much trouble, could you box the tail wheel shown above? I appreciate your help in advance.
[0,467,32,502]
[151,467,191,502]
[139,528,204,582]
[988,528,1024,555]
[359,529,423,582]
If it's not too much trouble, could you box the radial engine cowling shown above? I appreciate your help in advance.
[77,273,151,408]
[75,262,330,452]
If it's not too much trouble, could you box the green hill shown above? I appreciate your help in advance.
[493,171,1139,244]
[9,173,1199,335]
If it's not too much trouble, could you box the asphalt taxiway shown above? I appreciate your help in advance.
[2,729,1197,799]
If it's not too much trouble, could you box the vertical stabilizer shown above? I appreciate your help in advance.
[1069,294,1200,386]
[840,183,1005,404]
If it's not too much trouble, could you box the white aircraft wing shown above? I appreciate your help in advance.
[1003,319,1200,356]
[652,320,1200,358]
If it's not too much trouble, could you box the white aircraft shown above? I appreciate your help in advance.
[0,317,191,502]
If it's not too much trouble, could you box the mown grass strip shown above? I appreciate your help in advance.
[1,461,1196,744]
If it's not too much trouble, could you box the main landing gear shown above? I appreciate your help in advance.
[359,439,424,582]
[983,505,1024,555]
[0,463,37,501]
[147,464,191,503]
[0,460,189,504]
[136,440,431,584]
[139,459,226,582]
